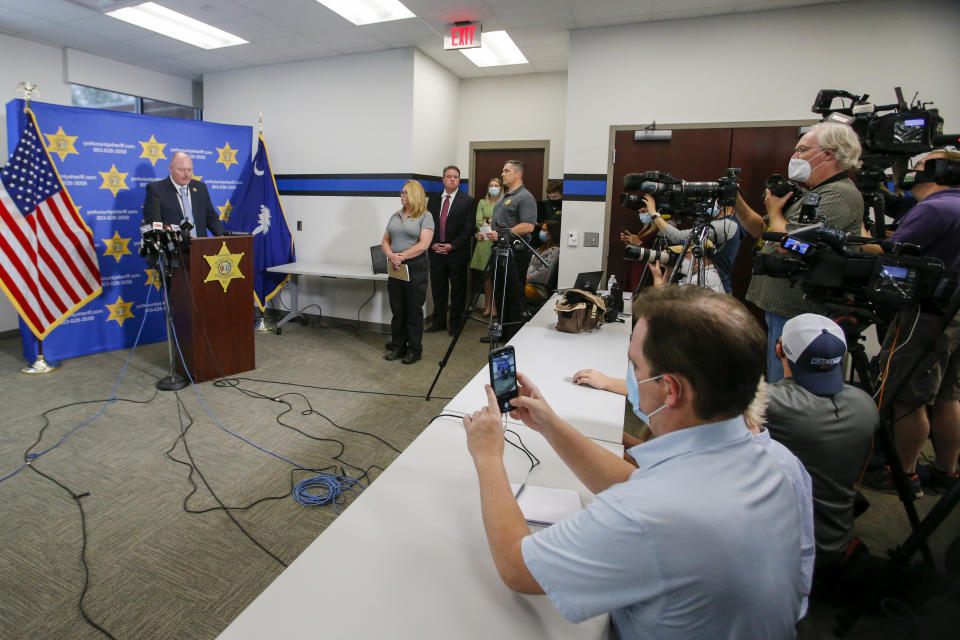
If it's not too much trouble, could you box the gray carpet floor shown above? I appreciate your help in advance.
[0,313,957,639]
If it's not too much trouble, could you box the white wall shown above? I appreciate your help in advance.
[412,49,460,175]
[64,48,194,107]
[457,72,567,177]
[204,49,418,324]
[204,49,414,170]
[558,0,960,285]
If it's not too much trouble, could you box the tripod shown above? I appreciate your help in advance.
[426,229,547,400]
[827,290,960,634]
[667,205,721,289]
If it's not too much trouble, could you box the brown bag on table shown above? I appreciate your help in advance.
[554,289,607,333]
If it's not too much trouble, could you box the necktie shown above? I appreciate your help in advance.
[439,194,450,242]
[179,185,195,236]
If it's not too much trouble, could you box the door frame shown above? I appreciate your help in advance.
[601,120,816,277]
[469,139,550,198]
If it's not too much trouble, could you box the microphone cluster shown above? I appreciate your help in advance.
[139,221,191,260]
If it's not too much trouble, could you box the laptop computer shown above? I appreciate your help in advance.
[370,245,388,274]
[571,270,604,293]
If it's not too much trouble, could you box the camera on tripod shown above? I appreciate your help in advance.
[620,168,741,217]
[753,221,953,314]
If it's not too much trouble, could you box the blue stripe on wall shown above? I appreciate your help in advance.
[563,174,607,202]
[274,174,469,197]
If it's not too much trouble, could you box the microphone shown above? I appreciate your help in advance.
[761,231,787,243]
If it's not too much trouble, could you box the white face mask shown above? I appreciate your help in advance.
[488,187,501,197]
[787,150,826,183]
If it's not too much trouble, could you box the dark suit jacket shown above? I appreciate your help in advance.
[427,189,476,253]
[143,177,224,237]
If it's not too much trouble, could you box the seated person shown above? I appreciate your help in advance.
[765,314,877,582]
[462,286,805,638]
[524,221,560,302]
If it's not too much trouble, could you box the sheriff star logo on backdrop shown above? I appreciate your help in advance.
[218,198,233,222]
[43,126,79,162]
[98,164,129,196]
[203,242,245,292]
[216,142,238,170]
[105,295,135,326]
[139,135,167,166]
[144,268,161,290]
[102,230,132,262]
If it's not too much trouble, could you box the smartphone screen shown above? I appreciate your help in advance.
[489,346,518,412]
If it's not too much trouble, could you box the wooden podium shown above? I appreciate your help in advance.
[169,235,255,382]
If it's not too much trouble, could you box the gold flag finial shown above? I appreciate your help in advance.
[16,82,38,109]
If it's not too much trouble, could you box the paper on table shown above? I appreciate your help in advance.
[510,483,582,526]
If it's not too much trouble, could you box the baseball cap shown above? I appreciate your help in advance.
[780,314,847,395]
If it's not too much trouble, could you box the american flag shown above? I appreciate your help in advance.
[0,110,101,339]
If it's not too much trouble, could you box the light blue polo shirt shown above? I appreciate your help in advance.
[522,416,803,640]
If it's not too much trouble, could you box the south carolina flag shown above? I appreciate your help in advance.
[226,134,295,309]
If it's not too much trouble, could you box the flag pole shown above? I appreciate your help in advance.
[14,82,61,374]
[252,114,277,333]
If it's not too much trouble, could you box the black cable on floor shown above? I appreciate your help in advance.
[214,375,453,401]
[169,391,288,568]
[25,463,118,640]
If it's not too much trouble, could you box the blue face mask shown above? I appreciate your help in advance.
[488,187,501,197]
[638,212,652,224]
[538,231,548,242]
[625,362,666,426]
[708,203,721,217]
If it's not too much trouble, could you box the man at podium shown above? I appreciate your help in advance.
[143,151,225,237]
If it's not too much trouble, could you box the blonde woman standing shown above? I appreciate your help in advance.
[470,177,503,317]
[382,180,434,364]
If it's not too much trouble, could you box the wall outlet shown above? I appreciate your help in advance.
[583,232,600,247]
[567,231,579,247]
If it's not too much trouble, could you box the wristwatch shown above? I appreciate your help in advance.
[650,212,662,219]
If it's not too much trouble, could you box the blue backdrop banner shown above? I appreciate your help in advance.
[6,99,252,363]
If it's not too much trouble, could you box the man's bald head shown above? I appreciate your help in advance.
[169,152,194,186]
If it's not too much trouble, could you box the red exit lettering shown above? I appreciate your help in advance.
[451,25,476,47]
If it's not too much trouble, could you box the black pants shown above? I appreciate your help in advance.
[387,254,429,355]
[428,248,469,330]
[489,248,532,341]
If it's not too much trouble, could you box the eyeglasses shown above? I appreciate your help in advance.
[792,144,821,156]
[400,191,408,196]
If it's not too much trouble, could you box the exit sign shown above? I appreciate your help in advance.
[444,22,481,50]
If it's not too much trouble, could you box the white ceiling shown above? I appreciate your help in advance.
[0,0,845,80]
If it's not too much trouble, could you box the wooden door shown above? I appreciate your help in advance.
[473,148,546,201]
[608,125,802,294]
[608,128,732,288]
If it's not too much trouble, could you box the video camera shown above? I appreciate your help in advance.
[813,88,946,165]
[620,168,741,216]
[754,221,953,314]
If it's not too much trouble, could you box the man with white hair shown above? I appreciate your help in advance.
[735,122,865,382]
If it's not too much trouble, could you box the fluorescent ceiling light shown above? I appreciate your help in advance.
[107,2,248,50]
[460,31,528,67]
[316,0,415,26]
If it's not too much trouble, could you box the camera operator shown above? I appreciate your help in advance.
[481,160,537,342]
[871,150,960,496]
[634,193,740,293]
[735,122,865,382]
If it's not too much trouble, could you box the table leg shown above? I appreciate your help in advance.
[276,273,301,328]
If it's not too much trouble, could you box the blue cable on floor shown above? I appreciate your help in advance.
[0,286,154,486]
[292,472,364,513]
[165,284,366,507]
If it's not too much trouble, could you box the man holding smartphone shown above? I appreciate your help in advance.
[462,286,804,639]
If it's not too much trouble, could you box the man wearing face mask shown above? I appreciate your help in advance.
[461,286,804,639]
[735,122,865,382]
[868,150,960,497]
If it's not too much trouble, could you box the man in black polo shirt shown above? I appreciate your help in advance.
[482,160,537,342]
